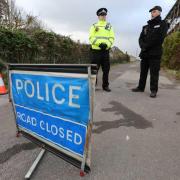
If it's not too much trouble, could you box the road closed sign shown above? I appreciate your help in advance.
[9,64,97,173]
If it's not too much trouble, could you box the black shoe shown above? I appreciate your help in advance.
[103,87,111,92]
[131,87,144,92]
[150,91,157,98]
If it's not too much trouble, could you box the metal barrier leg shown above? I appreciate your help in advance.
[16,131,21,137]
[79,66,93,177]
[80,153,86,177]
[25,148,46,179]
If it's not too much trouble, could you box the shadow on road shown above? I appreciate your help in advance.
[93,101,153,134]
[0,142,37,164]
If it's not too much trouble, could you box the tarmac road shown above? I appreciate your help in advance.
[0,61,180,180]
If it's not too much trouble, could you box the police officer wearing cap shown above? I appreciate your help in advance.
[89,8,115,92]
[132,6,168,98]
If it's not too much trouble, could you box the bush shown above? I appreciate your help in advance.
[0,28,38,63]
[162,31,180,70]
[0,27,130,65]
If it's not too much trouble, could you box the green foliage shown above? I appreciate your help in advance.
[0,27,129,65]
[162,31,180,70]
[31,30,90,64]
[0,27,38,63]
[0,58,8,87]
[0,58,7,71]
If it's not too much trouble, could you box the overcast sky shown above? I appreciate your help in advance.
[16,0,175,56]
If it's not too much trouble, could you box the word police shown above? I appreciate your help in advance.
[15,79,81,108]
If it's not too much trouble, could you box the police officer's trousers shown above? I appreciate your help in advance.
[138,58,160,92]
[91,49,110,88]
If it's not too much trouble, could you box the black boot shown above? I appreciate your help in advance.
[131,87,144,92]
[150,91,157,98]
[103,87,111,92]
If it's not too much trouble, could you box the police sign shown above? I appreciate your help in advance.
[9,64,97,173]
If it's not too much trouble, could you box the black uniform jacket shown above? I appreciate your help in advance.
[139,16,169,59]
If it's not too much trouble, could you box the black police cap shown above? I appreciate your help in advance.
[149,6,162,12]
[96,8,108,16]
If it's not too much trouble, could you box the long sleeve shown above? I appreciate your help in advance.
[108,26,115,48]
[139,27,148,50]
[89,25,98,46]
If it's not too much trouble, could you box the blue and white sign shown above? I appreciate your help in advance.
[10,71,90,157]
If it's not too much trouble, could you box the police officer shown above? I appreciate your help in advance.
[132,6,168,98]
[89,8,115,92]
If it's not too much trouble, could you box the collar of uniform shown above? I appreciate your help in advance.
[148,15,161,26]
[98,20,107,25]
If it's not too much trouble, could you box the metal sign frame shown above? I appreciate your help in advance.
[8,64,97,178]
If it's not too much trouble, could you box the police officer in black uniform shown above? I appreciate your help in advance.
[132,6,168,98]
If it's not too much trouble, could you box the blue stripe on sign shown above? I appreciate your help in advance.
[15,105,86,156]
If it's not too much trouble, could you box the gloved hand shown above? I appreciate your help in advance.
[99,43,107,50]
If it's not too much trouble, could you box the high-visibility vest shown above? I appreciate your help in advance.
[89,20,115,50]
